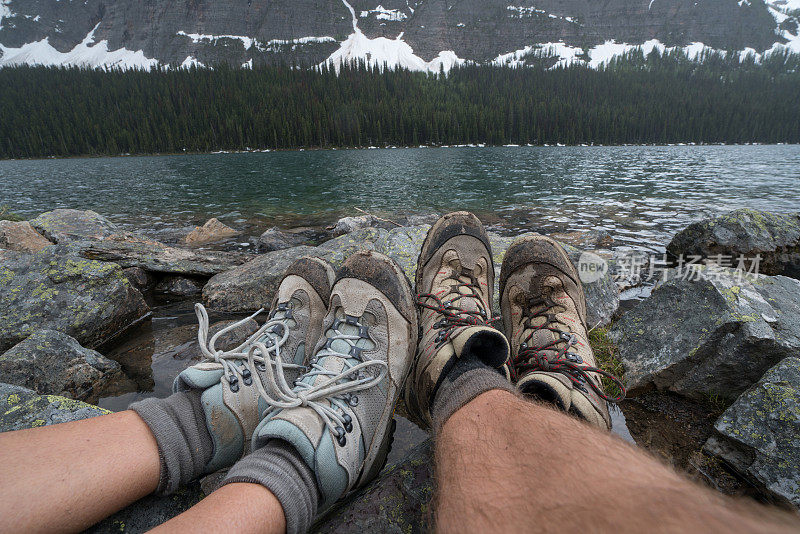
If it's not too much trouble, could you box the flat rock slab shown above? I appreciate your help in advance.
[704,357,800,509]
[29,209,118,243]
[667,208,800,278]
[77,233,253,276]
[0,220,53,252]
[0,330,123,403]
[612,266,800,403]
[0,247,151,353]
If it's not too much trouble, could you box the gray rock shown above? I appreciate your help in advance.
[314,440,433,533]
[320,227,389,268]
[332,215,383,235]
[0,246,151,353]
[76,232,252,276]
[0,220,53,252]
[184,218,238,246]
[667,209,800,278]
[0,330,123,402]
[29,209,118,243]
[703,357,800,509]
[202,245,323,312]
[0,382,110,431]
[257,227,307,253]
[154,275,205,297]
[124,266,156,293]
[611,266,800,403]
[376,225,431,281]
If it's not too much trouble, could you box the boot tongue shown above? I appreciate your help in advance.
[302,312,375,388]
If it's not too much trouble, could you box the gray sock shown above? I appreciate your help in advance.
[129,390,213,495]
[431,357,515,433]
[221,440,319,534]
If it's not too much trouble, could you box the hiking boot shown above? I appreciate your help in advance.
[499,235,624,429]
[404,211,510,429]
[251,251,418,511]
[174,256,335,472]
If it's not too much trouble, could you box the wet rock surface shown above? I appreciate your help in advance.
[611,267,800,404]
[0,246,151,353]
[667,208,800,278]
[0,220,53,252]
[154,275,205,297]
[704,357,800,508]
[184,218,239,246]
[0,330,123,403]
[29,209,118,243]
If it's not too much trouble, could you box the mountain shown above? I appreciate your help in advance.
[0,0,798,72]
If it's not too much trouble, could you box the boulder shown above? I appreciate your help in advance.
[611,267,800,403]
[667,209,800,278]
[703,357,800,509]
[77,233,252,276]
[0,330,122,403]
[203,246,322,312]
[124,266,156,293]
[0,220,53,252]
[29,209,118,243]
[332,214,382,235]
[0,383,202,532]
[376,225,431,281]
[0,247,151,353]
[319,227,389,268]
[184,218,238,246]
[314,440,433,533]
[0,382,110,431]
[256,227,308,253]
[154,276,205,297]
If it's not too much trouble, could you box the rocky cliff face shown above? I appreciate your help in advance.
[0,0,797,70]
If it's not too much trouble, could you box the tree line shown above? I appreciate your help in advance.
[1,47,799,158]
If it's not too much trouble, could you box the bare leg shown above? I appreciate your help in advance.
[435,390,799,534]
[150,483,286,534]
[0,411,160,533]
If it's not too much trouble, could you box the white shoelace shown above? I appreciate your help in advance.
[248,316,388,444]
[194,303,304,390]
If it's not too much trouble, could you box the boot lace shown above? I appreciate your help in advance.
[194,303,304,393]
[250,313,387,447]
[417,267,499,348]
[511,296,626,403]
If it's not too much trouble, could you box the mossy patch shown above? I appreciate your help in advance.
[0,205,23,222]
[589,325,625,399]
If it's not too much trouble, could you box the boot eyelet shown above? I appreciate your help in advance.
[349,395,359,407]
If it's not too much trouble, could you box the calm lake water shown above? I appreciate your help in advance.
[2,145,800,256]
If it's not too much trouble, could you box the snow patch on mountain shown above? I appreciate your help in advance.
[360,5,408,21]
[0,23,158,69]
[0,0,13,31]
[324,0,463,73]
[176,31,335,52]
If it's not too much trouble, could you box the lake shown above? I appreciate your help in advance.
[2,145,799,256]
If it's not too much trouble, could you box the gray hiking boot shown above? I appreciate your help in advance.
[251,251,418,512]
[175,256,335,473]
[499,235,625,429]
[404,211,510,430]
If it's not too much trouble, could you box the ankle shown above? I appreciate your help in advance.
[431,364,515,433]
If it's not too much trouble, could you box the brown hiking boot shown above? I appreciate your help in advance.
[499,235,624,429]
[404,212,510,429]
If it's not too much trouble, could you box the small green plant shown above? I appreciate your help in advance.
[705,392,728,415]
[589,325,625,400]
[0,205,23,222]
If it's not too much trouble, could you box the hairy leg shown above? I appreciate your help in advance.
[435,389,798,534]
[0,411,160,533]
[150,483,285,534]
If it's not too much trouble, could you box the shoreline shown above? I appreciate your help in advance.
[2,141,798,162]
